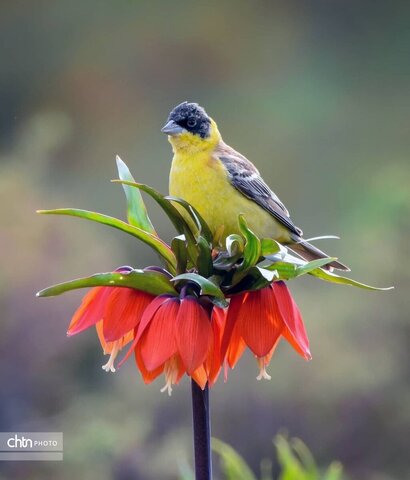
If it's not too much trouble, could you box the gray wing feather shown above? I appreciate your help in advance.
[216,144,303,237]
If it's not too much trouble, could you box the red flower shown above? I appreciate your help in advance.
[68,279,154,372]
[120,295,226,395]
[221,281,310,380]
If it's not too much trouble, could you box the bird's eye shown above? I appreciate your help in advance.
[187,118,197,128]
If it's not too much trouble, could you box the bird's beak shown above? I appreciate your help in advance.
[161,120,185,136]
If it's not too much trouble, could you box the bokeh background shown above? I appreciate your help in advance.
[1,1,409,479]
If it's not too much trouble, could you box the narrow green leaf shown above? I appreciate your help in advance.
[266,261,298,280]
[261,238,281,257]
[228,266,277,293]
[166,196,213,244]
[37,208,176,272]
[196,235,213,277]
[213,251,242,271]
[274,435,306,480]
[212,438,257,480]
[309,268,394,291]
[295,257,337,277]
[171,273,227,306]
[323,462,343,480]
[112,180,191,237]
[244,266,278,291]
[226,234,244,256]
[238,215,261,271]
[291,438,317,476]
[112,180,199,264]
[257,266,278,282]
[37,269,177,297]
[115,156,156,234]
[265,250,304,266]
[171,235,188,275]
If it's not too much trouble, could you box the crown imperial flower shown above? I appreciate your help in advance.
[37,156,389,393]
[36,154,391,480]
[222,281,310,380]
[118,294,225,394]
[67,267,155,373]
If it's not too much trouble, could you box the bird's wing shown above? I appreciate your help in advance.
[215,142,303,237]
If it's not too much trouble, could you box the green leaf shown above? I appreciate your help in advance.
[112,180,199,264]
[245,266,278,291]
[291,438,317,476]
[171,273,227,306]
[37,208,176,273]
[323,463,343,480]
[213,234,244,271]
[295,257,337,277]
[309,268,394,291]
[266,250,304,266]
[171,235,188,275]
[212,438,257,480]
[226,234,244,256]
[261,238,281,257]
[266,261,298,280]
[237,215,261,272]
[115,156,156,234]
[213,251,242,271]
[112,180,191,237]
[166,196,213,244]
[275,435,308,480]
[196,235,213,277]
[228,266,277,294]
[37,269,177,297]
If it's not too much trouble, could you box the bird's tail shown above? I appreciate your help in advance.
[289,237,350,271]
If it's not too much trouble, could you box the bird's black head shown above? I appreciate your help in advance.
[162,102,211,138]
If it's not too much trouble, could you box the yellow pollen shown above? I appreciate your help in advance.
[160,356,179,396]
[256,357,272,381]
[101,340,120,373]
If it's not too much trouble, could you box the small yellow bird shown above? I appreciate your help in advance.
[162,101,348,271]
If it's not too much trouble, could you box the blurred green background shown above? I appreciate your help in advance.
[0,1,409,479]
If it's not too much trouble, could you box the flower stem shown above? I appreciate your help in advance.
[191,380,212,480]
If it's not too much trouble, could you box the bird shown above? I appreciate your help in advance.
[161,101,348,271]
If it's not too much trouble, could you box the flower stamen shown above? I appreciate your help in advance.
[102,340,120,373]
[160,356,179,396]
[256,357,272,381]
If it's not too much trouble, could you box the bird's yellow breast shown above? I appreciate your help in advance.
[169,151,290,243]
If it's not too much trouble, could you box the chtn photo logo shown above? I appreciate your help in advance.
[6,434,58,449]
[0,432,63,461]
[7,435,33,449]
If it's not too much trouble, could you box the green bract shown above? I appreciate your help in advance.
[37,157,393,302]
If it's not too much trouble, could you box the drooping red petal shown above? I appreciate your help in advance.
[239,287,283,358]
[192,365,208,390]
[67,287,111,336]
[272,282,311,360]
[173,353,187,385]
[95,320,109,354]
[259,336,281,366]
[220,293,246,362]
[118,295,173,367]
[96,320,135,354]
[206,307,227,386]
[213,306,227,328]
[139,298,179,371]
[135,295,176,344]
[175,297,213,374]
[226,321,246,369]
[134,345,164,384]
[118,330,135,349]
[103,288,154,342]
